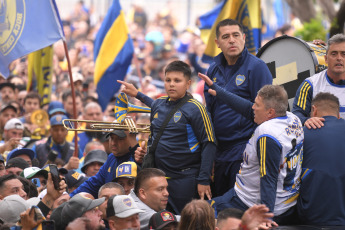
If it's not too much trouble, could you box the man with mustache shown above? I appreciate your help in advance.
[293,34,345,129]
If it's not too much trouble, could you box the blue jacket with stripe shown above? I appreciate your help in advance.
[204,47,272,161]
[69,145,137,198]
[149,94,216,185]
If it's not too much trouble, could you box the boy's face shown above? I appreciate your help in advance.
[164,71,191,101]
[23,98,40,113]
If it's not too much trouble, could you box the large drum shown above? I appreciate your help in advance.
[257,35,327,100]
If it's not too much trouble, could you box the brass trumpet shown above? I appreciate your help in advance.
[115,92,151,122]
[62,117,150,134]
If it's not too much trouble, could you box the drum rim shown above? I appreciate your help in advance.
[256,35,313,58]
[256,35,323,73]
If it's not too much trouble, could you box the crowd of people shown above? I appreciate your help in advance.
[0,1,345,229]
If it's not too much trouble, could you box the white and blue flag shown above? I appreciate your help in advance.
[0,0,64,77]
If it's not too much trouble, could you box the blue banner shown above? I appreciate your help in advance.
[0,0,64,77]
[94,0,134,111]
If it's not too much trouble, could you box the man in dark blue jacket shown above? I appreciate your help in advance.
[204,19,272,196]
[70,129,138,198]
[297,92,345,226]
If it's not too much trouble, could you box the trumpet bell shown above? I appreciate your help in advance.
[31,109,49,126]
[115,92,151,122]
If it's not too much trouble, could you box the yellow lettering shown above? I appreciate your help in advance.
[13,13,23,36]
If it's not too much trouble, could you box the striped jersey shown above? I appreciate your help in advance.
[292,70,345,124]
[150,95,216,180]
[235,112,304,215]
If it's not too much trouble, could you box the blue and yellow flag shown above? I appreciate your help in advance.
[94,0,134,111]
[27,45,54,105]
[0,0,64,77]
[200,0,261,63]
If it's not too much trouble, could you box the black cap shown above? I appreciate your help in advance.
[64,170,88,189]
[0,104,17,113]
[105,130,126,139]
[5,157,30,170]
[149,210,178,230]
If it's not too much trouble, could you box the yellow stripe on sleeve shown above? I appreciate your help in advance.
[190,142,200,151]
[297,82,311,110]
[190,99,215,142]
[260,137,267,177]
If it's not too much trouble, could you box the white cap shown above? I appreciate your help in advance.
[0,195,30,223]
[4,118,24,130]
[107,195,144,218]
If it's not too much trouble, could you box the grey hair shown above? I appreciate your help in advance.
[327,34,345,53]
[257,85,288,117]
[98,182,125,197]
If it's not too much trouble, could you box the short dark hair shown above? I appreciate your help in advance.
[134,168,165,195]
[18,176,38,198]
[216,19,244,38]
[0,174,18,194]
[98,182,125,198]
[24,92,41,105]
[217,208,244,226]
[164,61,191,80]
[62,90,82,102]
[312,92,340,115]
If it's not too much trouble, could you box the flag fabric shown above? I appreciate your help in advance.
[27,45,54,105]
[200,0,262,63]
[94,0,134,111]
[0,0,64,77]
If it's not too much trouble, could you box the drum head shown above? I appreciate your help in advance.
[257,35,323,99]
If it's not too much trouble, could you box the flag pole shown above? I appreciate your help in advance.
[63,41,79,157]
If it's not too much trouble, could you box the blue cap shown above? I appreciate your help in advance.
[48,101,66,116]
[50,114,68,126]
[7,148,35,162]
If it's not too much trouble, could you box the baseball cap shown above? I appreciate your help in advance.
[50,202,67,229]
[61,194,105,226]
[7,148,35,162]
[0,104,17,113]
[105,129,126,139]
[64,170,88,189]
[149,210,178,230]
[48,101,66,116]
[73,72,84,83]
[4,118,24,130]
[115,162,137,179]
[106,195,144,218]
[0,195,30,224]
[81,150,107,173]
[50,114,68,126]
[20,166,48,179]
[5,157,30,170]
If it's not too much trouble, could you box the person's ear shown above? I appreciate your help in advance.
[138,188,146,200]
[311,105,317,117]
[108,219,115,230]
[267,108,276,119]
[215,38,220,48]
[187,79,192,88]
